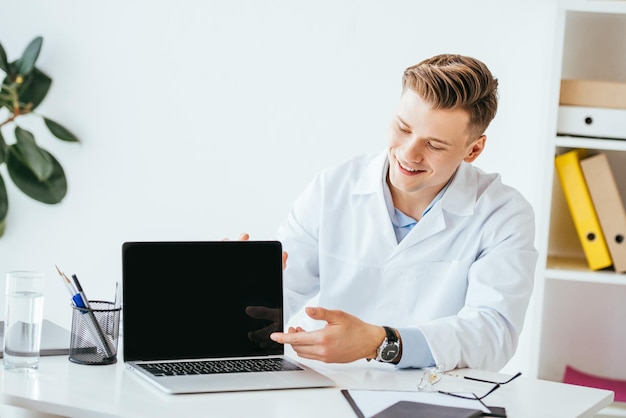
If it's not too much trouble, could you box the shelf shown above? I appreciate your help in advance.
[556,136,626,151]
[564,0,626,15]
[537,0,626,391]
[546,256,626,284]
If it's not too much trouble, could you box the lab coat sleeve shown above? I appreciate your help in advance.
[416,197,538,372]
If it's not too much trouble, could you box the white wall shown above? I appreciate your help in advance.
[0,0,557,374]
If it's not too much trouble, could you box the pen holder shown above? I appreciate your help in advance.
[69,301,121,365]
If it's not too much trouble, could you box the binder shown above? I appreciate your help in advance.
[554,149,612,270]
[580,153,626,273]
[557,106,626,140]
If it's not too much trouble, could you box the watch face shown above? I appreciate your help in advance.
[381,343,399,361]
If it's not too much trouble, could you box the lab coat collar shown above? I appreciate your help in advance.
[354,150,477,218]
[438,162,477,217]
[353,150,388,195]
[353,151,398,249]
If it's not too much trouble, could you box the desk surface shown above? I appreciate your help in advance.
[0,351,614,418]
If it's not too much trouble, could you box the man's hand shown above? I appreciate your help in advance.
[269,307,386,363]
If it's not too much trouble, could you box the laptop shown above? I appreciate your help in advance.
[121,240,335,394]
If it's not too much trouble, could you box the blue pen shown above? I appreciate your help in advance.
[71,274,91,309]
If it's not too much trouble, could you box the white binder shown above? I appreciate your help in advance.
[557,106,626,140]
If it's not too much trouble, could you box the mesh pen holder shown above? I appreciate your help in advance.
[69,300,121,365]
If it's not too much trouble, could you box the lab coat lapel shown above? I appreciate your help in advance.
[396,206,446,251]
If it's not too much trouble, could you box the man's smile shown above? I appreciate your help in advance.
[397,160,426,175]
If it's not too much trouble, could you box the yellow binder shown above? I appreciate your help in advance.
[554,149,612,270]
[580,153,626,273]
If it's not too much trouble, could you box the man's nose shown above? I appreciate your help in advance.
[403,137,425,162]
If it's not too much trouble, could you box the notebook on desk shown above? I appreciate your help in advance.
[121,240,335,394]
[0,319,71,357]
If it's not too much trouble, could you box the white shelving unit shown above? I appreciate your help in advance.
[536,1,626,416]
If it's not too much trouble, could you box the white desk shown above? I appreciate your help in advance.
[0,352,614,418]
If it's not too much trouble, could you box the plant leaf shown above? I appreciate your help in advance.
[0,87,12,110]
[0,74,14,110]
[44,118,80,142]
[0,42,9,74]
[7,146,66,204]
[15,36,42,76]
[0,128,7,163]
[16,67,51,110]
[13,126,54,181]
[0,173,8,223]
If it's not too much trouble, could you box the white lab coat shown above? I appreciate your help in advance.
[275,150,538,371]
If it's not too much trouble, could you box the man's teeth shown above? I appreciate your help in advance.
[400,162,419,172]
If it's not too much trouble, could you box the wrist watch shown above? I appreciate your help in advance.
[375,326,400,363]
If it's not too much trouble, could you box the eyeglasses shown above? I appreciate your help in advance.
[418,366,522,402]
[463,371,522,385]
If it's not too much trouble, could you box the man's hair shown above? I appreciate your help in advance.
[402,54,498,142]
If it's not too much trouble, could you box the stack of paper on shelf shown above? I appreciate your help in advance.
[560,79,626,109]
[554,149,612,271]
[580,153,626,273]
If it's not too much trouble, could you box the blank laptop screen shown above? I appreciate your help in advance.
[122,241,284,362]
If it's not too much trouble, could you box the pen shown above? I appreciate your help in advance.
[113,281,121,309]
[71,274,91,309]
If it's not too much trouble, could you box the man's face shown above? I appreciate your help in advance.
[387,89,485,197]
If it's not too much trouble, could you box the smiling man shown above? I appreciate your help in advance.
[268,54,538,372]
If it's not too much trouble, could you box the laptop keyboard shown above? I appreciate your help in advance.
[138,358,303,376]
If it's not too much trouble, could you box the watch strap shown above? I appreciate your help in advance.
[383,326,398,343]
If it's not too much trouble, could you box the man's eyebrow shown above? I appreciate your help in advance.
[395,115,411,129]
[395,115,452,146]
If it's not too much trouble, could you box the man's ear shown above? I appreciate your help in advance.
[464,135,486,163]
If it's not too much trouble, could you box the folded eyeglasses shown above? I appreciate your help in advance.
[418,365,522,402]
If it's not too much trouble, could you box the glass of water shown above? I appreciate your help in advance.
[3,271,45,372]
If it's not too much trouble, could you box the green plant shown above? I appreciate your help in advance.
[0,36,79,237]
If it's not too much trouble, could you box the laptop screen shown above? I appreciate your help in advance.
[122,241,284,362]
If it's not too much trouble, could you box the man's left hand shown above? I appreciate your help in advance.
[269,307,385,363]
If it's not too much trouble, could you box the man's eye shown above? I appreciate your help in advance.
[427,141,443,150]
